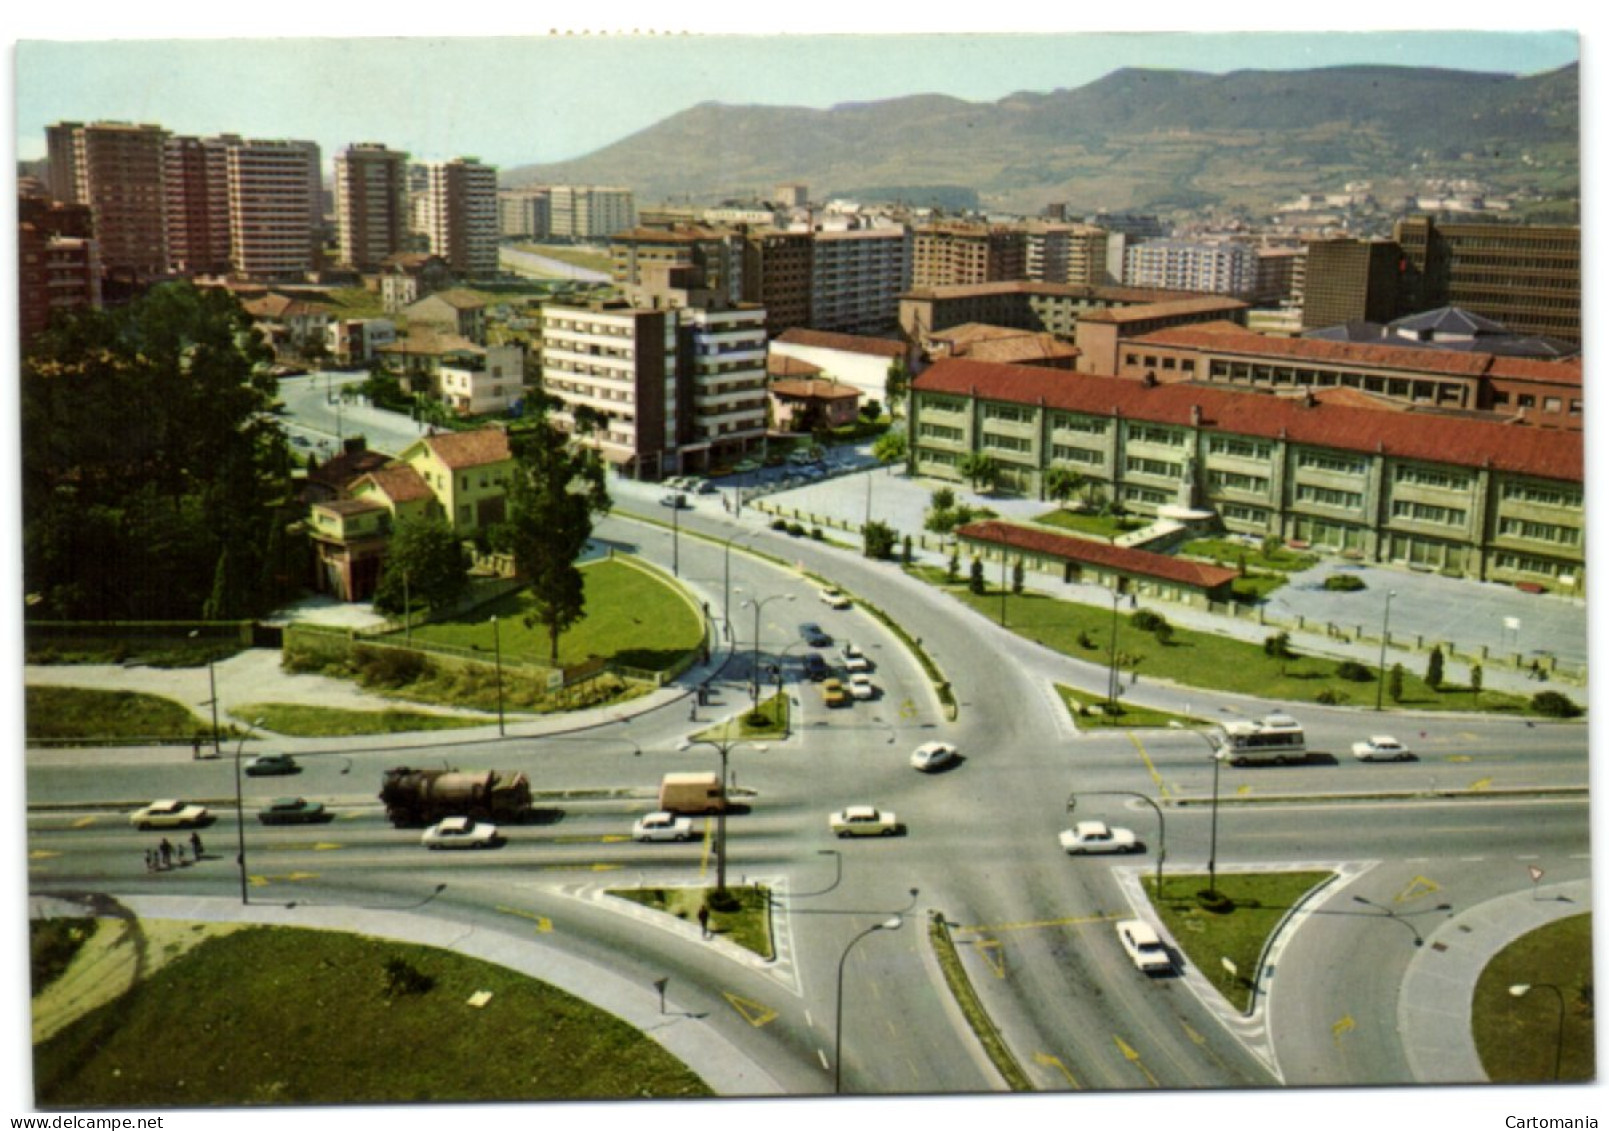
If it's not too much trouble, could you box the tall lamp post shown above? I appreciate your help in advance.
[1106,586,1124,709]
[1509,983,1567,1080]
[1375,589,1398,711]
[490,614,506,736]
[1070,790,1166,898]
[188,630,221,757]
[233,717,264,905]
[742,593,795,711]
[678,736,767,895]
[1170,722,1225,897]
[835,916,903,1093]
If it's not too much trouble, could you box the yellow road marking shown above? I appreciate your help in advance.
[723,992,778,1027]
[1114,1035,1159,1086]
[29,850,60,860]
[72,816,96,828]
[496,906,553,932]
[249,871,319,886]
[1033,1052,1081,1089]
[311,842,343,851]
[1469,777,1493,791]
[538,862,622,872]
[1236,784,1254,796]
[1127,734,1169,798]
[976,938,1007,979]
[1332,1015,1355,1048]
[1395,875,1441,904]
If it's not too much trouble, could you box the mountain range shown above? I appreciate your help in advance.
[504,63,1579,216]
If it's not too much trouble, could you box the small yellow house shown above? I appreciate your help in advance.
[395,428,516,535]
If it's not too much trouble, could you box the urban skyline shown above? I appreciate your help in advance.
[13,28,1581,173]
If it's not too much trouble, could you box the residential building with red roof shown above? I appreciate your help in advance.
[770,327,911,409]
[910,358,1583,591]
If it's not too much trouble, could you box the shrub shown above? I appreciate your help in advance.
[810,527,823,541]
[1195,889,1236,914]
[353,645,426,688]
[770,518,788,532]
[1316,689,1349,705]
[1531,690,1582,718]
[968,558,986,595]
[787,522,805,537]
[1426,646,1444,691]
[1323,574,1367,592]
[1263,632,1294,659]
[382,956,435,997]
[1131,609,1167,632]
[1335,660,1375,682]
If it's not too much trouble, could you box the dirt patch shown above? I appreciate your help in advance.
[32,919,245,1044]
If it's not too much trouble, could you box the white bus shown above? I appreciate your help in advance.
[1214,713,1307,765]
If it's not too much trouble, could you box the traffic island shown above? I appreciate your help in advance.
[608,885,775,959]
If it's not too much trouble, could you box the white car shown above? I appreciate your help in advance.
[829,805,900,837]
[819,587,851,609]
[421,816,503,850]
[1059,820,1141,855]
[632,811,696,842]
[840,643,871,672]
[1352,735,1413,761]
[1115,919,1172,974]
[910,742,958,773]
[130,800,210,830]
[848,673,875,700]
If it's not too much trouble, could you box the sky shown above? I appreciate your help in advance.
[9,17,1583,171]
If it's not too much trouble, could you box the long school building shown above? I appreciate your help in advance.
[909,358,1584,593]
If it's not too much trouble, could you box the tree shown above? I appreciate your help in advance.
[1426,645,1445,691]
[1044,466,1084,510]
[498,420,611,662]
[22,282,283,620]
[947,548,960,583]
[1012,557,1025,595]
[1388,663,1406,704]
[373,515,470,616]
[930,487,957,512]
[958,452,1000,493]
[884,357,911,416]
[871,429,908,468]
[968,557,986,595]
[1470,663,1483,703]
[901,535,914,566]
[862,520,898,561]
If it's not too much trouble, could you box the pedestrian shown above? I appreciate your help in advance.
[144,849,156,872]
[697,904,711,939]
[191,737,201,761]
[159,838,173,869]
[190,831,204,860]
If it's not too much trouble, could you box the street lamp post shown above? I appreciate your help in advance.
[1375,589,1398,711]
[189,630,221,757]
[678,736,768,894]
[1170,722,1224,897]
[1070,790,1166,898]
[233,718,264,905]
[1509,983,1567,1080]
[742,593,795,712]
[491,615,505,736]
[835,916,903,1093]
[1106,586,1124,709]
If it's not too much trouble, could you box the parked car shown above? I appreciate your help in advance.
[1058,820,1142,854]
[243,752,300,777]
[798,622,832,647]
[1351,735,1413,761]
[421,816,503,850]
[848,673,876,700]
[840,642,871,672]
[909,742,958,772]
[659,492,690,509]
[821,678,849,707]
[819,587,851,609]
[693,480,718,495]
[802,653,830,681]
[257,797,327,825]
[632,811,696,842]
[1115,919,1172,973]
[829,805,900,837]
[130,800,210,830]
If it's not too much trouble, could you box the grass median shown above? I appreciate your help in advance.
[1472,914,1594,1082]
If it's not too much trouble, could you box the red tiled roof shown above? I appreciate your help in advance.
[1077,296,1249,324]
[356,465,434,504]
[957,520,1240,591]
[1131,324,1495,376]
[422,427,513,469]
[1485,356,1583,388]
[767,354,825,379]
[775,328,907,358]
[770,378,862,401]
[913,358,1582,483]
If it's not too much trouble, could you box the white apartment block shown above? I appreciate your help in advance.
[335,144,409,271]
[439,343,525,417]
[498,188,551,238]
[809,227,913,335]
[225,138,322,280]
[548,185,637,241]
[679,306,769,465]
[326,317,398,367]
[1122,238,1259,297]
[541,303,678,473]
[420,158,500,279]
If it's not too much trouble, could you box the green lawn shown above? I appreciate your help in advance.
[392,559,703,670]
[1178,537,1320,574]
[25,686,210,743]
[234,703,493,736]
[1143,871,1335,1012]
[516,243,614,275]
[1473,914,1594,1082]
[945,583,1541,714]
[1032,508,1145,541]
[33,924,709,1105]
[608,886,773,959]
[1055,684,1206,729]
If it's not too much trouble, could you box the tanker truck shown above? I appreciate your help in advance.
[379,766,533,827]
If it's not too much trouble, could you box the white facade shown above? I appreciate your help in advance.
[680,306,769,460]
[542,304,677,464]
[548,185,637,240]
[1122,238,1260,296]
[768,339,899,405]
[226,138,322,280]
[326,317,398,367]
[439,343,526,416]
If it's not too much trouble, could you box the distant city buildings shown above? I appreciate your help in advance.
[335,143,410,272]
[417,158,499,279]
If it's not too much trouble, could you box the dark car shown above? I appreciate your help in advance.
[798,622,832,647]
[802,653,829,681]
[257,797,327,825]
[243,752,300,777]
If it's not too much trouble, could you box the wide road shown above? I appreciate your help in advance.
[25,493,1593,1099]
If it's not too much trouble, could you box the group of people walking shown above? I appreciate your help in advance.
[144,831,205,872]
